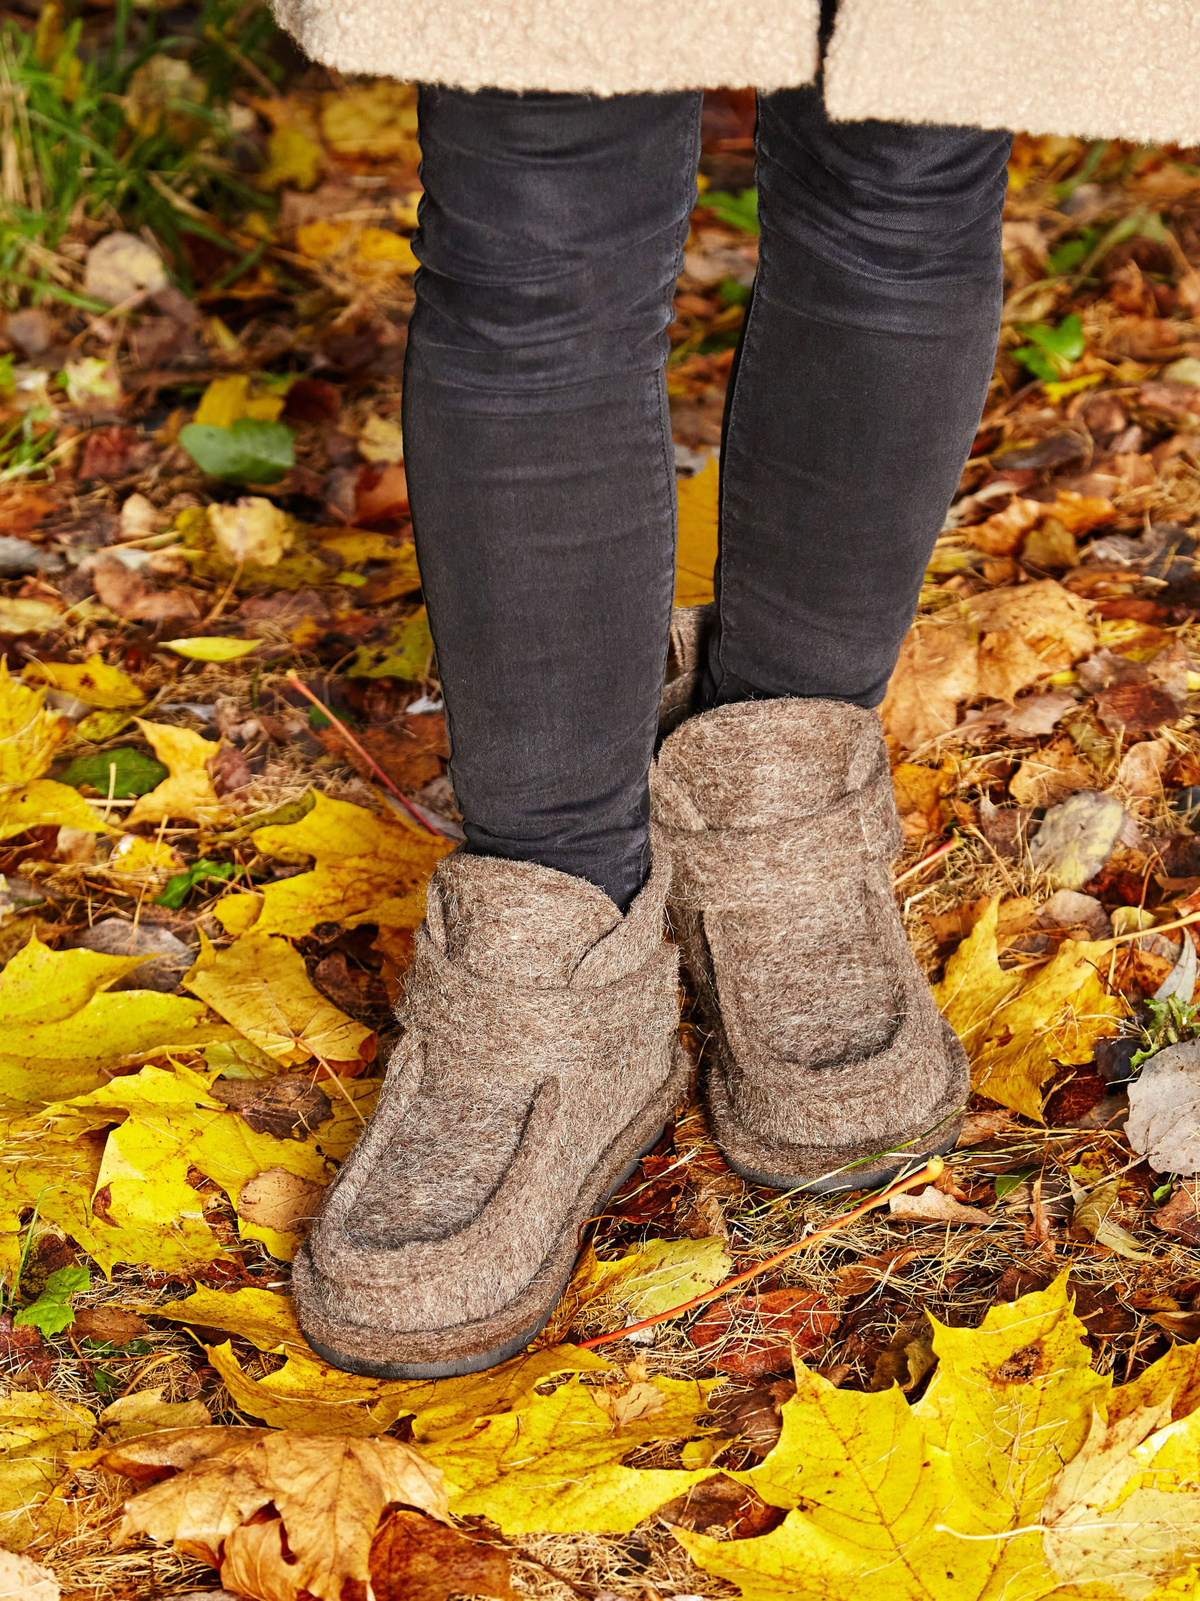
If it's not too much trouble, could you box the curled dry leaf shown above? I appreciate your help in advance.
[99,1388,212,1442]
[208,499,295,569]
[1154,1180,1200,1245]
[236,1167,325,1234]
[109,1427,449,1601]
[127,721,227,827]
[1128,1041,1200,1174]
[888,1186,994,1225]
[1117,737,1171,798]
[1071,1179,1154,1261]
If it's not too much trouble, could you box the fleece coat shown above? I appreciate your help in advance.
[293,850,686,1378]
[651,698,969,1191]
[274,0,1200,146]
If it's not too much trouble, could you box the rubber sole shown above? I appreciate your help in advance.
[720,1123,962,1196]
[301,1125,667,1381]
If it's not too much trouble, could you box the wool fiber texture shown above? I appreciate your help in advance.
[294,851,685,1372]
[274,0,1197,146]
[651,698,969,1189]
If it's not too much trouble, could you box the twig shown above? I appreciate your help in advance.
[578,1155,944,1349]
[892,837,962,889]
[1107,908,1200,946]
[284,671,452,839]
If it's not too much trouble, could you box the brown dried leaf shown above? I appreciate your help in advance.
[1154,1180,1200,1245]
[369,1509,514,1601]
[236,1168,325,1235]
[889,1186,993,1225]
[210,1075,333,1139]
[1009,742,1095,807]
[1116,737,1171,798]
[879,623,977,750]
[109,1427,449,1599]
[965,496,1042,555]
[92,556,201,622]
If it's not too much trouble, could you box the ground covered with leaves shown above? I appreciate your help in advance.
[5,14,1200,1600]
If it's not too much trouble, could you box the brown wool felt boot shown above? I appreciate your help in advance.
[293,851,686,1379]
[650,698,968,1193]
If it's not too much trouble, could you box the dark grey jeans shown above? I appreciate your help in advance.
[403,85,1011,909]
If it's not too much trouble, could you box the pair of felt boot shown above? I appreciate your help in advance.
[293,697,969,1379]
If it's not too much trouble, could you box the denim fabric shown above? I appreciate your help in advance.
[403,85,1011,909]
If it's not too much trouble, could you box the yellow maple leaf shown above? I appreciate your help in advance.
[0,663,109,840]
[675,457,719,608]
[0,1116,107,1277]
[61,1061,335,1268]
[680,1277,1200,1601]
[0,936,217,1102]
[429,1371,716,1534]
[933,897,1124,1121]
[0,1390,94,1548]
[23,655,144,708]
[184,932,374,1070]
[215,789,453,940]
[127,720,227,827]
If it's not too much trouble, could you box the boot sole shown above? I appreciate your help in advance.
[296,1050,689,1380]
[719,1120,963,1196]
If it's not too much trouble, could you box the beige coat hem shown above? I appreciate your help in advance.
[275,0,1200,146]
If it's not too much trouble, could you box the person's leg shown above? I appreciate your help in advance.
[706,86,1012,706]
[404,87,702,911]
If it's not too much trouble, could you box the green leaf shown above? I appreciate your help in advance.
[154,857,235,910]
[179,418,295,484]
[718,277,752,307]
[697,188,759,235]
[1013,313,1086,384]
[14,1264,89,1335]
[995,1165,1039,1201]
[58,747,168,799]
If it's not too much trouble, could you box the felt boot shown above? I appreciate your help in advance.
[293,851,685,1378]
[650,698,967,1192]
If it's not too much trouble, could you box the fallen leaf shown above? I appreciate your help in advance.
[1001,691,1078,737]
[675,458,719,607]
[592,1380,666,1429]
[1028,790,1129,887]
[84,231,168,305]
[237,1167,324,1234]
[1117,737,1171,797]
[1154,1181,1200,1245]
[71,1306,149,1344]
[889,1186,995,1225]
[0,1551,59,1600]
[319,81,420,162]
[0,597,65,635]
[934,898,1123,1119]
[347,607,433,681]
[208,498,294,568]
[109,1427,448,1601]
[195,376,287,428]
[0,663,108,841]
[24,655,144,708]
[184,932,374,1069]
[891,760,954,840]
[678,1276,1141,1601]
[99,1387,212,1441]
[969,579,1097,686]
[0,1389,94,1547]
[214,790,453,940]
[964,495,1043,555]
[691,1289,837,1380]
[1008,742,1094,807]
[368,1508,513,1601]
[0,934,215,1101]
[358,412,405,464]
[1071,1178,1154,1261]
[156,1284,308,1355]
[618,1236,734,1319]
[92,557,203,622]
[162,637,261,662]
[880,622,978,750]
[127,721,227,827]
[1128,1042,1200,1173]
[209,1075,332,1138]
